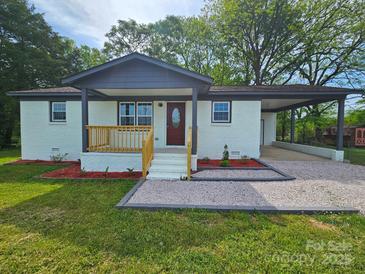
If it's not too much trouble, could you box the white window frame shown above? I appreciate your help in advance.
[212,101,231,123]
[136,102,152,126]
[119,102,135,125]
[51,101,66,122]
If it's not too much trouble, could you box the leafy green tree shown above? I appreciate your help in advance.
[0,0,105,147]
[208,0,304,85]
[103,19,152,58]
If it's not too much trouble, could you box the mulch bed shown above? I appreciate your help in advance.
[40,163,142,179]
[198,159,264,169]
[10,159,78,166]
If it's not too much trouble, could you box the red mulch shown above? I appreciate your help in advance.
[11,159,78,165]
[40,163,142,179]
[198,159,263,168]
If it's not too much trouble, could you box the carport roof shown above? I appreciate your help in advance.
[8,84,361,97]
[209,84,361,95]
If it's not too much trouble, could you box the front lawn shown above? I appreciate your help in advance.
[344,147,365,166]
[0,151,364,272]
[0,147,20,165]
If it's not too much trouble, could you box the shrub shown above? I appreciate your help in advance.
[50,153,68,162]
[240,155,250,163]
[220,159,229,167]
[222,144,229,160]
[201,157,210,163]
[104,166,109,179]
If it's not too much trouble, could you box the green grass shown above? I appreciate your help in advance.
[294,142,365,166]
[344,147,365,166]
[0,150,364,272]
[0,147,20,165]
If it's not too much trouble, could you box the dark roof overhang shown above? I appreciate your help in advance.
[62,52,213,85]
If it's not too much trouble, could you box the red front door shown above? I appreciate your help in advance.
[167,103,185,145]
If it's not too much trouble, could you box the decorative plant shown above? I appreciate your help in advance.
[219,159,229,167]
[50,153,68,162]
[201,157,210,163]
[80,167,87,176]
[126,168,134,175]
[222,144,229,161]
[240,155,250,163]
[104,166,109,179]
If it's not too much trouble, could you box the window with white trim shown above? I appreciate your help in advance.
[51,102,66,122]
[137,102,152,125]
[212,101,231,123]
[119,102,135,125]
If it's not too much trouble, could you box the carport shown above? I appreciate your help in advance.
[209,85,362,160]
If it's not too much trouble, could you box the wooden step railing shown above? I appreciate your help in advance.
[186,127,192,180]
[142,128,154,177]
[86,125,152,152]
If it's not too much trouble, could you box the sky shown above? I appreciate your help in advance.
[30,0,205,49]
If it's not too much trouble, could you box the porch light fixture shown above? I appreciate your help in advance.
[158,102,163,107]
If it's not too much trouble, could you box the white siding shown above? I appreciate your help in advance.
[20,101,82,160]
[81,152,142,171]
[89,101,117,125]
[153,101,166,148]
[20,99,261,160]
[197,101,261,159]
[261,112,277,145]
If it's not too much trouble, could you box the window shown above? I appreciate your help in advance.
[212,101,231,123]
[137,102,152,125]
[51,102,66,122]
[119,102,135,125]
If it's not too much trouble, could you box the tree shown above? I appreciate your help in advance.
[208,0,305,85]
[103,19,152,58]
[0,0,106,147]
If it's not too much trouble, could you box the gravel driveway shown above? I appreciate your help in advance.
[126,160,365,214]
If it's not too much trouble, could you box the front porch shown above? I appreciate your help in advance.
[81,124,193,179]
[61,53,212,178]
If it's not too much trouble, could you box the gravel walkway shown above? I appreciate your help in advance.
[192,169,284,179]
[127,160,365,214]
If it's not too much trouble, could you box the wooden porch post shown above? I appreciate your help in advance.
[81,88,89,152]
[336,98,345,150]
[290,108,295,143]
[192,87,198,154]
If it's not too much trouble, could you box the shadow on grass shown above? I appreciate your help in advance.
[0,179,265,261]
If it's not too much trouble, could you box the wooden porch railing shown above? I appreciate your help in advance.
[142,128,154,177]
[86,125,152,152]
[186,127,192,180]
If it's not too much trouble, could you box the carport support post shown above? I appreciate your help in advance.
[290,108,295,143]
[81,88,89,152]
[336,98,345,150]
[192,87,198,154]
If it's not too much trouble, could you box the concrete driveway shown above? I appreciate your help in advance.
[260,145,327,161]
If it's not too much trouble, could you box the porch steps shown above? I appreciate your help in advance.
[147,153,187,180]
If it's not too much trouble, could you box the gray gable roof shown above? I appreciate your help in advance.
[62,52,213,85]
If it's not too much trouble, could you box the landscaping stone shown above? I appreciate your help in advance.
[126,160,365,215]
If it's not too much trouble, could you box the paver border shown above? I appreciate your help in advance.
[116,178,146,207]
[192,158,296,182]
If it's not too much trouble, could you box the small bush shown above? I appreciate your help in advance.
[104,166,109,179]
[240,155,250,163]
[201,157,210,163]
[222,144,229,160]
[80,167,87,176]
[126,168,134,174]
[219,159,229,167]
[50,153,68,162]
